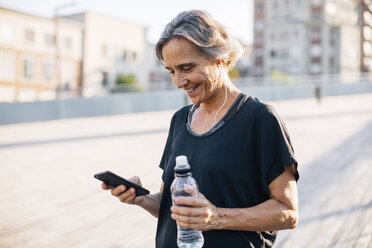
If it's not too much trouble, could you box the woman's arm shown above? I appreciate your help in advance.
[136,183,164,218]
[171,164,298,231]
[103,180,164,218]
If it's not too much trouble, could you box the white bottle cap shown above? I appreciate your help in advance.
[175,155,191,174]
[176,155,188,165]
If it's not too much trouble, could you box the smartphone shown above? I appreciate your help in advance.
[94,171,150,196]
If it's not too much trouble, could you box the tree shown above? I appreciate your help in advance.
[112,74,142,92]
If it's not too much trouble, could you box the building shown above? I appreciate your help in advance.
[253,0,362,78]
[358,0,372,72]
[63,12,149,97]
[0,7,154,102]
[142,43,172,91]
[0,7,83,102]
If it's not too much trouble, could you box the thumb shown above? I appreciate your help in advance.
[184,186,202,197]
[129,176,141,186]
[198,191,206,199]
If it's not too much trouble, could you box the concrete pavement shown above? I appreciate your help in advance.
[0,93,371,247]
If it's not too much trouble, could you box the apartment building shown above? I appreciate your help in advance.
[63,12,149,97]
[253,0,362,77]
[360,0,372,72]
[0,7,156,102]
[0,7,83,102]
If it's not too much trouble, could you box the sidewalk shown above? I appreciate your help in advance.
[0,93,371,248]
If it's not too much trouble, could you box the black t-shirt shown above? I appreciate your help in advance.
[156,96,298,248]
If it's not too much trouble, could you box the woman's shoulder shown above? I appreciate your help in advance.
[241,96,276,116]
[169,105,192,125]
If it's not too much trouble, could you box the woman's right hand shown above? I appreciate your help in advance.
[101,176,144,205]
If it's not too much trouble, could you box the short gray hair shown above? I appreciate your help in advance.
[155,9,243,71]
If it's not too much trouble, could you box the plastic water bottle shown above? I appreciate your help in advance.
[171,155,204,248]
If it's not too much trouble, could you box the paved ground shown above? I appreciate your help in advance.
[0,93,371,248]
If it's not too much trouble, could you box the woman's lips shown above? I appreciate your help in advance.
[186,84,199,95]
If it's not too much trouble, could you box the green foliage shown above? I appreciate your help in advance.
[111,74,142,93]
[115,74,137,85]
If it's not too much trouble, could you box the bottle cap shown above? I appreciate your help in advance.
[174,155,191,174]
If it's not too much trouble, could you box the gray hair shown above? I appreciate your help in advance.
[155,9,243,71]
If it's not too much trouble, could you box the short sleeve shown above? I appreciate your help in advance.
[159,113,176,181]
[253,105,299,196]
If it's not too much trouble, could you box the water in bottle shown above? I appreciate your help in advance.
[171,155,204,248]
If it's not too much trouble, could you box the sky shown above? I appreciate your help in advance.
[0,0,253,45]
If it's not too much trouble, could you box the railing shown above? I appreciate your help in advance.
[1,73,371,103]
[233,72,372,87]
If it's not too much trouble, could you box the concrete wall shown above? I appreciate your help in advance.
[1,81,372,125]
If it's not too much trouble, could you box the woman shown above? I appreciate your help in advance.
[102,10,299,247]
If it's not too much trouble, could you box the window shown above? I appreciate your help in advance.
[311,6,322,21]
[279,49,290,59]
[102,44,108,58]
[271,50,277,58]
[310,44,322,56]
[24,29,34,43]
[132,51,137,62]
[364,41,372,56]
[364,26,372,41]
[273,1,278,9]
[311,0,322,6]
[310,63,321,74]
[0,50,16,81]
[43,62,54,81]
[0,23,14,43]
[65,37,72,49]
[311,28,321,42]
[122,49,127,60]
[285,0,290,9]
[255,48,264,58]
[23,59,34,79]
[102,71,108,86]
[45,34,56,45]
[256,3,264,13]
[280,31,289,41]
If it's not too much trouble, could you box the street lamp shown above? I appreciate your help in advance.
[54,2,76,99]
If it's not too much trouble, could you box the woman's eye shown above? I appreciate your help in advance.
[183,66,192,72]
[168,70,175,75]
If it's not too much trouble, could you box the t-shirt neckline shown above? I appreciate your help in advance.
[186,93,247,137]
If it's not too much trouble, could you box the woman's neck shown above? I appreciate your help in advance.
[199,82,241,114]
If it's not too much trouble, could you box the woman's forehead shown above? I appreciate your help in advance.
[162,38,208,67]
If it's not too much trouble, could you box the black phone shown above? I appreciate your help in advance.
[94,171,150,197]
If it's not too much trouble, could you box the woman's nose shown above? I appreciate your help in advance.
[174,73,188,89]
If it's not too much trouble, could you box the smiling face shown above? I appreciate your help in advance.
[162,37,223,105]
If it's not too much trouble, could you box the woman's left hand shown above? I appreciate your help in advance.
[170,188,220,231]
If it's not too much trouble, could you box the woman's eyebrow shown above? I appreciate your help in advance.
[165,62,196,70]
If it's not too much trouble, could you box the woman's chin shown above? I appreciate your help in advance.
[189,96,201,105]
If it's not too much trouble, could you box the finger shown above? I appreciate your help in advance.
[183,186,197,195]
[102,183,114,190]
[174,196,208,208]
[171,205,206,217]
[171,213,204,224]
[102,183,109,190]
[177,221,205,231]
[118,188,136,203]
[129,176,141,186]
[111,185,126,197]
[198,192,207,200]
